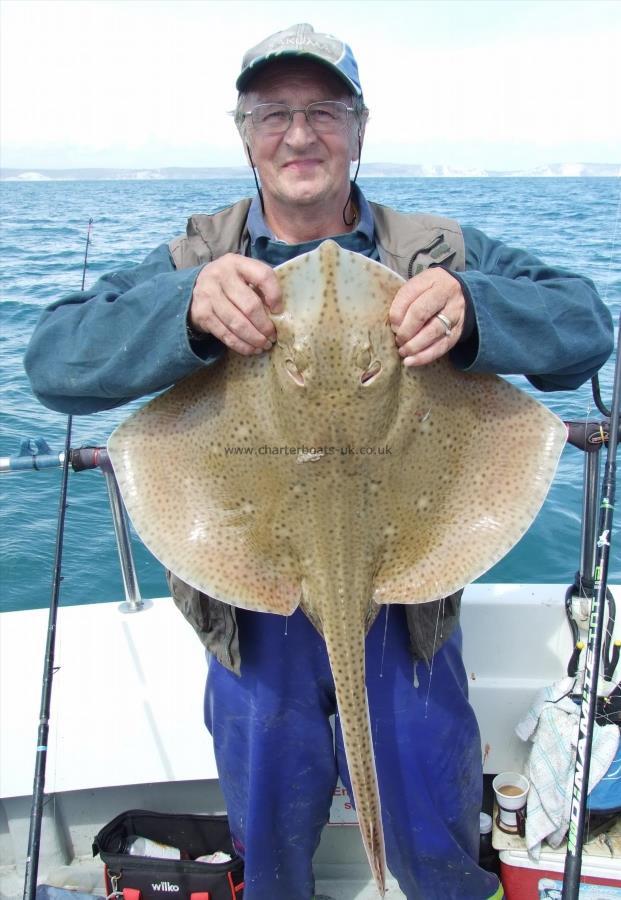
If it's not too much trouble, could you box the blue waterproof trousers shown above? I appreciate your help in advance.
[204,605,501,900]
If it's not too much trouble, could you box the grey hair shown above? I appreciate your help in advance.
[232,92,369,139]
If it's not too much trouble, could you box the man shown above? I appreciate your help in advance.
[25,23,613,900]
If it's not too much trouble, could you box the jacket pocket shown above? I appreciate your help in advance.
[408,234,459,278]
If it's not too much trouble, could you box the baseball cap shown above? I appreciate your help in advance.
[236,23,363,97]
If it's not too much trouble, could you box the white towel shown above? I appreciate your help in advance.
[516,677,619,859]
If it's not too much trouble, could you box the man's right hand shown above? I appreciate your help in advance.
[188,254,282,355]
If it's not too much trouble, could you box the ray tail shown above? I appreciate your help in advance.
[322,618,386,895]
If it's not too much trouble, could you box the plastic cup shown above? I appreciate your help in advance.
[492,771,529,834]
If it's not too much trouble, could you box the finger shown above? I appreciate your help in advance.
[397,315,457,358]
[402,340,453,367]
[391,268,466,347]
[395,307,464,356]
[210,292,275,350]
[232,256,283,314]
[220,274,277,341]
[388,270,435,329]
[206,307,270,356]
[393,292,437,347]
[393,282,457,347]
[192,258,278,342]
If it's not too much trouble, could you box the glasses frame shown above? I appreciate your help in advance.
[243,101,356,136]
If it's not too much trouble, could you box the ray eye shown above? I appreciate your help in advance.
[361,361,382,385]
[356,346,372,370]
[285,359,305,386]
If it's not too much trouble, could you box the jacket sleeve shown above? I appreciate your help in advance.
[449,226,614,391]
[24,243,225,414]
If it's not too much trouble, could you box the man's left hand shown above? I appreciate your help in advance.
[389,268,466,366]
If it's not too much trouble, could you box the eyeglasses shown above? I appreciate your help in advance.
[243,101,354,135]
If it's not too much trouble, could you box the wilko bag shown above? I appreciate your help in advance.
[93,810,244,900]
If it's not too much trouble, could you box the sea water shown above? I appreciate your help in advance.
[0,177,619,613]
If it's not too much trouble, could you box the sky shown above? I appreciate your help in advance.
[1,0,620,171]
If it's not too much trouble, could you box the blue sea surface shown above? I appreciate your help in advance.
[0,177,619,613]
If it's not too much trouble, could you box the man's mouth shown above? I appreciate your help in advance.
[282,159,322,171]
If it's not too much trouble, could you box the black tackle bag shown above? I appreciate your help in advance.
[93,809,244,900]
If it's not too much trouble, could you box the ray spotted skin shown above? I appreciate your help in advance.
[108,241,567,894]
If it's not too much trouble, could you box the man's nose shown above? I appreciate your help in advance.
[284,110,317,144]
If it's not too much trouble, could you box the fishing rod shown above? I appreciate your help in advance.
[23,219,93,900]
[562,311,621,900]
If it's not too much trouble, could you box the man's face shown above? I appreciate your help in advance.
[242,60,362,213]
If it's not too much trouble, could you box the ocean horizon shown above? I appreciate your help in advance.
[2,162,620,182]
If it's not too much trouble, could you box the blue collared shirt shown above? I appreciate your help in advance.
[246,185,380,266]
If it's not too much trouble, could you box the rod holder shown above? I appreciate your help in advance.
[100,458,151,614]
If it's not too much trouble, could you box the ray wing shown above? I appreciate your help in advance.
[108,356,301,614]
[371,360,567,605]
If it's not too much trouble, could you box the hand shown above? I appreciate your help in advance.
[389,268,466,366]
[189,254,282,355]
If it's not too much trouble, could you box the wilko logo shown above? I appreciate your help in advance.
[151,882,180,892]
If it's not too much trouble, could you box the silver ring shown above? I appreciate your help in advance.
[435,313,453,336]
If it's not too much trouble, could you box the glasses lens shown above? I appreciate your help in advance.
[249,102,350,134]
[307,101,349,131]
[251,104,291,134]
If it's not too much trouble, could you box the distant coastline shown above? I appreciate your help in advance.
[1,162,619,181]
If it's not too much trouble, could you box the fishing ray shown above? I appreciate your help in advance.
[108,240,567,895]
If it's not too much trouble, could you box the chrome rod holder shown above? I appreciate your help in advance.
[100,458,151,614]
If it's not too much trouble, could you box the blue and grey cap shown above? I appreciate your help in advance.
[236,23,363,97]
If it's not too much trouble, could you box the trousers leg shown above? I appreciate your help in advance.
[204,607,337,900]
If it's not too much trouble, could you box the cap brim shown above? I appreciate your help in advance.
[236,51,362,96]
